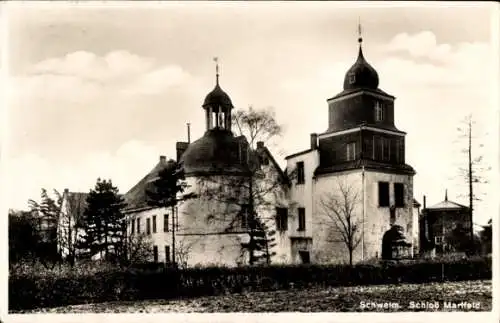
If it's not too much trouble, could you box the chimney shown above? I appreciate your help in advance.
[160,155,166,163]
[187,123,191,144]
[257,141,264,149]
[176,142,189,162]
[64,188,69,194]
[423,195,426,209]
[310,133,318,149]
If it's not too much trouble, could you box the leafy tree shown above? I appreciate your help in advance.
[76,178,126,262]
[8,209,39,264]
[318,180,363,266]
[445,224,472,253]
[146,159,196,267]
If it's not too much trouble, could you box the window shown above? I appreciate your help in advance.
[131,219,135,234]
[165,245,171,263]
[296,161,305,184]
[381,138,390,161]
[259,155,269,166]
[346,142,356,161]
[136,218,141,233]
[394,183,405,207]
[153,245,158,263]
[146,218,151,235]
[276,207,288,231]
[396,139,404,163]
[152,215,157,233]
[298,207,306,231]
[435,236,443,245]
[375,101,384,122]
[163,214,169,232]
[348,72,356,84]
[395,139,400,163]
[378,182,390,207]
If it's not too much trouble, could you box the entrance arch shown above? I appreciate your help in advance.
[381,225,412,260]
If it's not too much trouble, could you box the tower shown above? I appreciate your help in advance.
[180,59,250,177]
[318,27,411,173]
[286,24,416,264]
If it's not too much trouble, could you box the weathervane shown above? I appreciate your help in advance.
[358,17,363,44]
[213,57,219,84]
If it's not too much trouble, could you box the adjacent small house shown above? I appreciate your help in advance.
[419,191,471,256]
[57,189,88,262]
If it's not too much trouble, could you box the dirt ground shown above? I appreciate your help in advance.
[18,279,491,313]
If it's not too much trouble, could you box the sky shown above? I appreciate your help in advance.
[1,2,498,226]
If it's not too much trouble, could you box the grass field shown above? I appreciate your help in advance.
[18,279,491,313]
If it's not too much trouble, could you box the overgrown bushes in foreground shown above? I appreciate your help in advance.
[9,257,491,311]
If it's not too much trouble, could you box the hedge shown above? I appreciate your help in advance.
[9,257,491,311]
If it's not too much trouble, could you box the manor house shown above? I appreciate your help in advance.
[59,32,419,267]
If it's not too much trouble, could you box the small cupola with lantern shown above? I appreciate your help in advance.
[202,58,234,132]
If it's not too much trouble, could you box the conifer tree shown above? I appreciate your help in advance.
[146,159,195,267]
[27,188,62,264]
[77,178,126,261]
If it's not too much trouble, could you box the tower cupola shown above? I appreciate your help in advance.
[342,25,379,91]
[202,57,233,132]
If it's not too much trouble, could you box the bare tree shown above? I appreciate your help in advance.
[318,180,362,266]
[454,114,491,242]
[196,106,292,265]
[118,230,154,268]
[57,200,76,266]
[175,239,196,269]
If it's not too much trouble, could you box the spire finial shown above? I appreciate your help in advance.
[445,189,448,201]
[357,17,363,44]
[213,57,219,85]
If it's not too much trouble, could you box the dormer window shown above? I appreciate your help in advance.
[348,72,356,84]
[375,101,384,122]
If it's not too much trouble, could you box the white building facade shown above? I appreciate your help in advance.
[120,34,418,267]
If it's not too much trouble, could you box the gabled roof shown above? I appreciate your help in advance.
[256,144,289,185]
[123,158,171,211]
[426,199,469,211]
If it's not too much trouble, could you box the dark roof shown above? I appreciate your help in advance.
[413,198,421,207]
[180,129,250,176]
[327,87,394,102]
[343,44,379,91]
[315,159,416,176]
[203,83,233,111]
[123,158,174,211]
[65,192,88,226]
[285,148,314,160]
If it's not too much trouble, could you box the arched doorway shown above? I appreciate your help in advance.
[381,225,412,260]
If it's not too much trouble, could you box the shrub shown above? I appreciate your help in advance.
[9,256,491,311]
